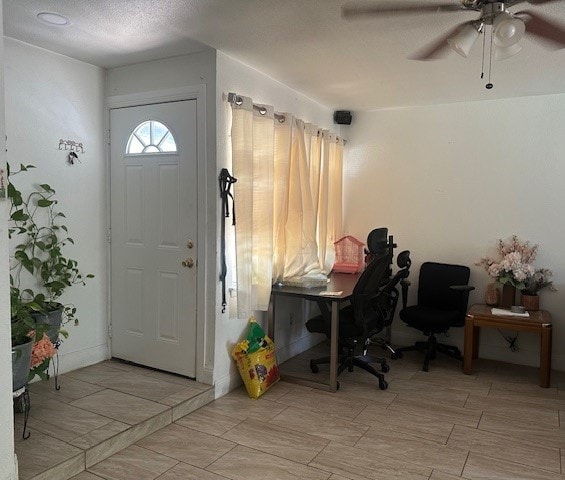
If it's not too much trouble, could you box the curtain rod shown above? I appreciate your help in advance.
[227,92,285,123]
[226,92,347,145]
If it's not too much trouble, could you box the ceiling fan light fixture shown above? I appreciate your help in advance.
[493,12,525,47]
[37,12,70,26]
[494,42,522,60]
[447,23,481,57]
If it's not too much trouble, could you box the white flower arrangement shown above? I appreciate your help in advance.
[477,235,542,290]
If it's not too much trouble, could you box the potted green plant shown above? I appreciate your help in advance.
[11,291,57,385]
[8,163,93,381]
[11,292,35,390]
[520,268,556,311]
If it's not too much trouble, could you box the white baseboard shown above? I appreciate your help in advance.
[213,370,243,399]
[9,454,19,480]
[275,333,324,364]
[53,343,110,375]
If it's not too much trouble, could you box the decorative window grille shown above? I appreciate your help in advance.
[126,120,177,154]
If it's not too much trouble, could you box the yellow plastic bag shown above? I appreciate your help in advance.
[232,318,280,399]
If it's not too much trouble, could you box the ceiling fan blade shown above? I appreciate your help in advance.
[342,2,467,18]
[505,0,559,7]
[410,22,472,60]
[517,10,565,48]
[524,0,564,4]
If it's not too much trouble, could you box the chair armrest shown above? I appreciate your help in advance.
[401,279,410,309]
[450,285,475,292]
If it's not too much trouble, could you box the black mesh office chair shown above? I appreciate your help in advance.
[393,262,474,372]
[364,227,400,355]
[305,250,411,390]
[365,228,396,275]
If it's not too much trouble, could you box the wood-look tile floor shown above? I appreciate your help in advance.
[13,359,214,480]
[15,346,565,480]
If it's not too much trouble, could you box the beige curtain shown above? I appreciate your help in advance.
[230,96,343,315]
[231,98,274,318]
[325,133,344,269]
[274,118,326,287]
[309,129,343,275]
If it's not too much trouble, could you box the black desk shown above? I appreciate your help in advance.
[268,273,360,392]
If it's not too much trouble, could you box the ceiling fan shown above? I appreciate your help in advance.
[342,0,565,61]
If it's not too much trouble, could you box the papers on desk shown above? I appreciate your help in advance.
[491,308,530,318]
[319,291,343,297]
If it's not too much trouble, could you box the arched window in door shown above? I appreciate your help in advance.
[126,120,177,154]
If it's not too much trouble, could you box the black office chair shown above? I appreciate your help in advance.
[305,250,411,390]
[364,227,401,355]
[393,262,474,372]
[365,228,396,274]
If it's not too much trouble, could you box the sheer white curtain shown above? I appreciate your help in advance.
[230,95,343,317]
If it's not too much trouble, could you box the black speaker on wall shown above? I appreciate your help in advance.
[334,110,352,125]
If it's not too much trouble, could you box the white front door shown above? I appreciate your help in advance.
[110,100,197,377]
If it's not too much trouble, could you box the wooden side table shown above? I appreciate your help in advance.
[464,304,552,388]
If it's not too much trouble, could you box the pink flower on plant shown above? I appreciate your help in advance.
[30,333,57,368]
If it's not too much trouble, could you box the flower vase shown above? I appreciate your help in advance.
[485,283,500,306]
[521,294,539,311]
[500,284,516,309]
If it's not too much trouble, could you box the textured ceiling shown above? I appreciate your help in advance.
[4,0,565,109]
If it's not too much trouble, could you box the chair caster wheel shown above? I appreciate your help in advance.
[381,363,390,373]
[391,352,402,360]
[310,361,319,374]
[379,379,388,390]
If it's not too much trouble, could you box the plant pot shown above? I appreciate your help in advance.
[521,294,539,311]
[12,340,33,391]
[32,307,63,344]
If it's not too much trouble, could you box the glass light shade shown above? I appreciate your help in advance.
[37,12,70,26]
[494,43,522,60]
[447,23,480,57]
[493,13,525,48]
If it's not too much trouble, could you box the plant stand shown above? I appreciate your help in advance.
[13,386,31,439]
[52,343,61,391]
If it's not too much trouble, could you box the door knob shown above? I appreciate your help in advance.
[186,240,194,249]
[182,258,194,268]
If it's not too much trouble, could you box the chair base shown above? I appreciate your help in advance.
[393,334,462,372]
[310,349,389,390]
[369,335,397,356]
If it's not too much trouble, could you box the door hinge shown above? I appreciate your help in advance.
[108,324,113,338]
[108,129,111,145]
[107,228,112,244]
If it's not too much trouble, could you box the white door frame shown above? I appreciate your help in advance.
[106,85,213,385]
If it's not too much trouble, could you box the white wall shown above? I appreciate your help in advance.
[5,38,107,373]
[344,95,565,371]
[1,5,19,478]
[214,52,337,396]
